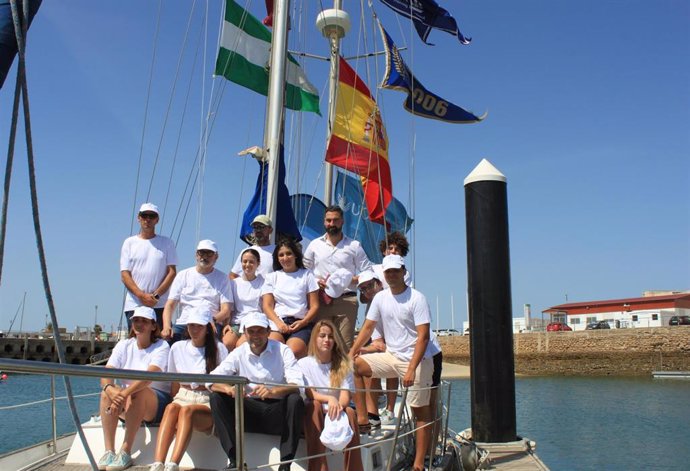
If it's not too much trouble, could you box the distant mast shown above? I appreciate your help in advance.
[264,0,291,242]
[316,3,350,206]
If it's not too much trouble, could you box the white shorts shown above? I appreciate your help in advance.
[172,387,211,408]
[360,351,433,408]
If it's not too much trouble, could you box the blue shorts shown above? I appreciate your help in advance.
[145,388,172,425]
[281,316,314,346]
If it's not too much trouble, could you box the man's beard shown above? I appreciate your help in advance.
[326,225,342,236]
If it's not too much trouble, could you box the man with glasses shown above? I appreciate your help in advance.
[120,203,177,330]
[162,240,233,343]
[229,214,276,279]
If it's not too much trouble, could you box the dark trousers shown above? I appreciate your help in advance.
[210,391,305,463]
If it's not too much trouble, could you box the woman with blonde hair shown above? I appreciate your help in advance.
[298,320,362,471]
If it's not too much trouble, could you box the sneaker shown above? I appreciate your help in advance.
[368,414,381,429]
[106,450,133,471]
[163,463,179,471]
[148,463,164,471]
[380,409,396,425]
[97,451,116,470]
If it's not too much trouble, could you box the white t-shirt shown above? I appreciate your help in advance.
[372,264,413,289]
[168,339,228,388]
[371,316,441,357]
[262,269,318,319]
[298,355,354,401]
[106,337,170,393]
[366,287,433,361]
[120,235,178,311]
[168,267,233,325]
[230,244,276,277]
[303,234,371,293]
[231,275,264,326]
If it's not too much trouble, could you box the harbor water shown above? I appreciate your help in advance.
[1,374,689,470]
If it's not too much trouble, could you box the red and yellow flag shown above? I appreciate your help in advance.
[325,57,392,224]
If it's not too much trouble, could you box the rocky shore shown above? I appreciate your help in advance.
[439,325,690,376]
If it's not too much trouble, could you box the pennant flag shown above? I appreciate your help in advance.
[334,172,414,264]
[379,0,471,45]
[215,0,320,114]
[325,57,392,224]
[379,22,485,123]
[240,147,301,243]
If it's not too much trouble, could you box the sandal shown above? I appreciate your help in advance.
[358,422,372,434]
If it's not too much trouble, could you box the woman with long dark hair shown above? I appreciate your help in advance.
[149,307,228,471]
[262,238,319,359]
[299,320,362,471]
[99,306,171,470]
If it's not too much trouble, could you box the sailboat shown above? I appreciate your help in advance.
[0,1,545,470]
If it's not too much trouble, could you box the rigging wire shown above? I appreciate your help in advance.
[147,0,198,231]
[131,0,163,234]
[6,0,97,468]
[195,0,210,243]
[161,10,206,234]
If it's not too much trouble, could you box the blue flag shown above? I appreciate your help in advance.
[334,172,413,264]
[290,193,327,242]
[379,0,470,45]
[379,21,485,123]
[240,147,301,243]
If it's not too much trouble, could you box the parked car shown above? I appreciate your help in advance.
[669,316,690,326]
[435,329,461,337]
[546,322,572,332]
[586,321,611,330]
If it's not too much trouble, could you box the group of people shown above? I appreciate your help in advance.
[100,203,441,471]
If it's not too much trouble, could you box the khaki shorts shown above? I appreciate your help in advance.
[360,351,433,408]
[172,387,211,408]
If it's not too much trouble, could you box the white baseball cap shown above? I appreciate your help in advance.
[357,270,379,286]
[196,239,218,252]
[138,203,159,215]
[186,306,213,326]
[131,306,156,321]
[241,312,270,331]
[382,254,405,271]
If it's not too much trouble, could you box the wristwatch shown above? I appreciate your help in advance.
[153,293,160,300]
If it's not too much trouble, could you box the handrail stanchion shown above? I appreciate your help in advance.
[385,387,409,471]
[50,374,57,453]
[442,381,452,452]
[234,383,245,469]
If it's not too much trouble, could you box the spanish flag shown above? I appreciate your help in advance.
[325,57,392,224]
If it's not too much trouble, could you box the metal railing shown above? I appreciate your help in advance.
[0,357,452,471]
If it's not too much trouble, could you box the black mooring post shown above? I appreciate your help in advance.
[464,159,517,443]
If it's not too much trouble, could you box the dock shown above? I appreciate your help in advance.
[652,370,690,379]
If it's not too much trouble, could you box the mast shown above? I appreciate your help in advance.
[317,3,350,207]
[264,0,291,243]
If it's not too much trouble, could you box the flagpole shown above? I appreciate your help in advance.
[264,0,291,242]
[317,3,350,207]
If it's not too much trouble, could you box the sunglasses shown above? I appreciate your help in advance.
[139,212,158,220]
[197,250,216,257]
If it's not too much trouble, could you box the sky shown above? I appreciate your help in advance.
[0,0,688,333]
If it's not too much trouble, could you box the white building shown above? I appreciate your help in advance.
[543,292,690,331]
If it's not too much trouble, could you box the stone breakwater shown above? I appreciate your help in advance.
[439,326,690,376]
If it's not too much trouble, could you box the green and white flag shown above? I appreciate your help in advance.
[215,0,320,114]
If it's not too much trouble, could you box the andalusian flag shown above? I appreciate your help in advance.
[325,57,392,224]
[215,0,320,114]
